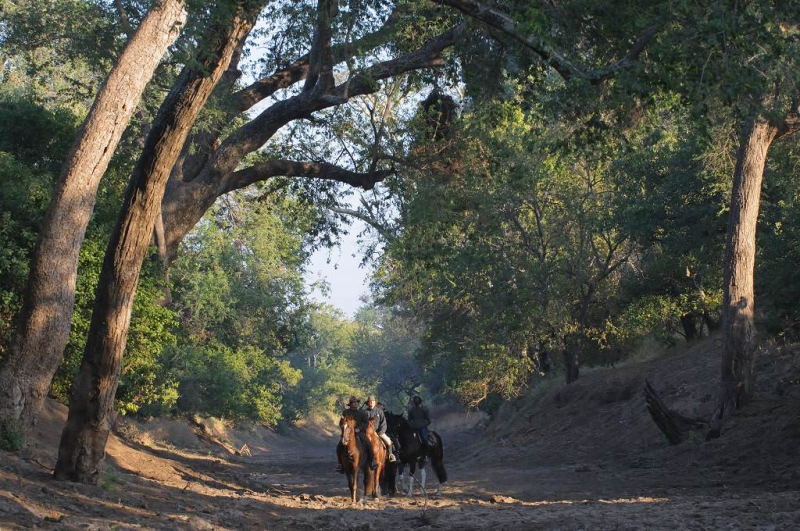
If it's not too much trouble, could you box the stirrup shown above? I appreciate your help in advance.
[370,460,379,470]
[388,453,397,462]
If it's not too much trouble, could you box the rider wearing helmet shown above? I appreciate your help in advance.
[408,395,435,446]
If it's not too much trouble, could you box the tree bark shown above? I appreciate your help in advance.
[563,334,580,384]
[680,314,698,341]
[53,5,257,484]
[707,117,778,439]
[645,380,707,444]
[563,349,580,384]
[0,0,186,438]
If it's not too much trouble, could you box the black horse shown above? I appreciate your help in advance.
[385,411,447,497]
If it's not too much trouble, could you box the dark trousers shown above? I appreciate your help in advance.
[419,426,430,443]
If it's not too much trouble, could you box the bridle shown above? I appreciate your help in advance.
[340,416,356,446]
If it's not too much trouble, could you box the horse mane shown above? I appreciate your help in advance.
[364,417,382,452]
[385,411,408,425]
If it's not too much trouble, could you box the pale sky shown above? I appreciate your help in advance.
[305,220,371,319]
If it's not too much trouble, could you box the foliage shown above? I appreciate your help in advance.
[349,305,425,411]
[0,92,79,354]
[0,0,123,108]
[50,239,181,415]
[374,78,731,406]
[157,190,314,424]
[282,306,360,421]
[164,341,301,425]
[757,140,800,338]
[0,419,24,451]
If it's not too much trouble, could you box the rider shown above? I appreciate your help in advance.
[365,396,397,465]
[336,396,368,473]
[408,395,435,446]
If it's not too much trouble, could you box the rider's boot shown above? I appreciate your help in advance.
[387,443,396,462]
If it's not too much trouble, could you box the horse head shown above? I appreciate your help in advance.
[385,411,405,436]
[339,415,356,446]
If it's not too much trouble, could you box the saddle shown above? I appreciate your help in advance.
[413,431,437,447]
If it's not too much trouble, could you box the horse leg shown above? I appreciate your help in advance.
[361,468,369,503]
[405,463,416,497]
[396,462,405,494]
[419,465,427,494]
[374,464,383,499]
[368,468,377,500]
[346,471,357,504]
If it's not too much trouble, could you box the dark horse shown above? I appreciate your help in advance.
[337,415,386,503]
[385,411,447,497]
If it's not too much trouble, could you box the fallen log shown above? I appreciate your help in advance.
[644,379,707,444]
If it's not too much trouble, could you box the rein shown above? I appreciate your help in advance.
[340,416,362,458]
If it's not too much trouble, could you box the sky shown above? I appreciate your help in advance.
[305,219,371,319]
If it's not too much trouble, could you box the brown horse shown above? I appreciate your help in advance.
[363,417,387,500]
[337,415,366,504]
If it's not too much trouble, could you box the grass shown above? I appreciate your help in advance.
[100,469,127,491]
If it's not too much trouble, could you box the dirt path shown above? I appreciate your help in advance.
[2,422,798,530]
[3,340,800,530]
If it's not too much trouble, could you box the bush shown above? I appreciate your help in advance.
[0,420,24,452]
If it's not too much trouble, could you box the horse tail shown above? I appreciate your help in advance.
[431,433,447,484]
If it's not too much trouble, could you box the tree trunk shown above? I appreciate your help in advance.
[645,380,707,444]
[707,117,778,439]
[0,0,186,438]
[680,314,698,341]
[53,6,258,484]
[563,350,579,384]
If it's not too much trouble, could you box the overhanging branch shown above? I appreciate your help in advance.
[199,23,467,187]
[328,206,393,241]
[330,22,468,100]
[232,9,403,112]
[435,0,664,83]
[224,159,393,195]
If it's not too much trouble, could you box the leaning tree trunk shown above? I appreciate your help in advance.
[707,117,778,439]
[53,6,259,484]
[0,0,186,438]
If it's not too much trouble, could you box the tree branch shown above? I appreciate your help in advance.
[435,0,582,80]
[223,159,393,195]
[435,0,664,83]
[114,0,134,38]
[328,206,393,241]
[232,8,403,112]
[199,23,467,188]
[776,97,800,139]
[304,0,338,92]
[330,22,468,100]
